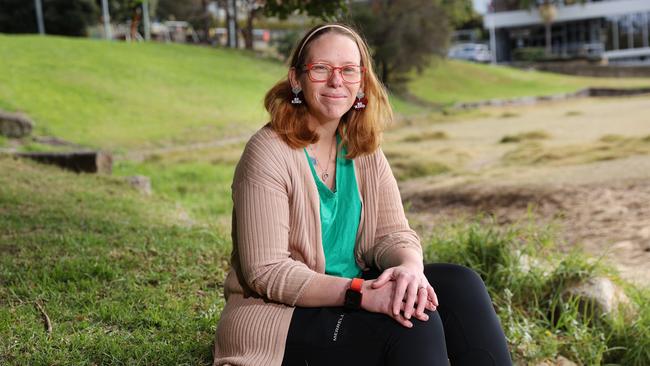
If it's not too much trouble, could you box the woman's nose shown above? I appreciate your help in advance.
[327,69,344,87]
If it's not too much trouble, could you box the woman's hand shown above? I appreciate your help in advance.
[371,265,439,322]
[360,279,417,328]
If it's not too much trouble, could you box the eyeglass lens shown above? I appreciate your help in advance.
[308,64,362,82]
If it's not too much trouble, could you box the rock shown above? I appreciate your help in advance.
[517,252,552,275]
[0,110,34,138]
[534,355,578,366]
[639,226,650,240]
[563,276,632,319]
[611,240,635,252]
[556,355,577,366]
[125,175,152,196]
[534,360,554,366]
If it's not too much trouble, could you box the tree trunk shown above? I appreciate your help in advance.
[243,7,255,50]
[545,22,552,57]
[539,3,557,58]
[381,61,389,89]
[201,0,210,43]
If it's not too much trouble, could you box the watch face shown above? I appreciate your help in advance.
[344,289,362,309]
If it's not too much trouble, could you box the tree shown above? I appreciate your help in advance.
[263,0,347,20]
[0,0,98,36]
[235,0,347,51]
[441,0,476,29]
[241,0,264,50]
[347,0,451,91]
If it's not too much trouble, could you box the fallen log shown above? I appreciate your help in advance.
[16,150,112,174]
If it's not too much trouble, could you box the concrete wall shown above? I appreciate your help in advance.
[517,62,650,77]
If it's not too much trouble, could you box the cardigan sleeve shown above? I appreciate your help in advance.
[231,130,318,306]
[369,149,423,270]
[232,180,317,306]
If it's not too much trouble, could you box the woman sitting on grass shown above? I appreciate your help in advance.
[213,23,512,366]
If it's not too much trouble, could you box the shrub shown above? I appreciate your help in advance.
[423,219,649,365]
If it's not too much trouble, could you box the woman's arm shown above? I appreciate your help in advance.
[296,272,419,328]
[368,150,439,320]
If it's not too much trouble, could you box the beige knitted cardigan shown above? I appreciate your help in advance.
[213,125,422,366]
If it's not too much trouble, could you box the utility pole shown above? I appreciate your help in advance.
[227,0,238,48]
[142,0,151,41]
[34,0,45,35]
[101,0,112,40]
[489,18,497,64]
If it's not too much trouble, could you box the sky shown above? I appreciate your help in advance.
[472,0,490,14]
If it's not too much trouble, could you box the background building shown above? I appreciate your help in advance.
[484,0,650,64]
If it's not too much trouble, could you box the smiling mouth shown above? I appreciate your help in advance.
[322,94,347,99]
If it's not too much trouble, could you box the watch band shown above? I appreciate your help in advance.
[350,278,363,292]
[344,278,364,310]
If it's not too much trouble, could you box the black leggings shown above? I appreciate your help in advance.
[281,263,512,366]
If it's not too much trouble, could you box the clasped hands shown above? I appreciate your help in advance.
[360,264,438,328]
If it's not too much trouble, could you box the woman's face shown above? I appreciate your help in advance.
[291,33,362,125]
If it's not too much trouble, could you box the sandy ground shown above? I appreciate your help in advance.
[390,95,650,286]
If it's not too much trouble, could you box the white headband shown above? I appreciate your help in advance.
[296,24,356,62]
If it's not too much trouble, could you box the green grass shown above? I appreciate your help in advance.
[408,59,650,106]
[3,154,649,364]
[0,35,425,151]
[0,35,285,150]
[0,155,229,365]
[114,158,235,228]
[3,35,650,365]
[423,219,649,365]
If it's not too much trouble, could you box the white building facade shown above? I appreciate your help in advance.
[483,0,650,64]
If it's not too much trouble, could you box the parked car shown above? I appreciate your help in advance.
[447,43,491,63]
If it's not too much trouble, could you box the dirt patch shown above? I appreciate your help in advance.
[404,179,650,286]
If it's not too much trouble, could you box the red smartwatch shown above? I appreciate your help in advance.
[344,278,363,310]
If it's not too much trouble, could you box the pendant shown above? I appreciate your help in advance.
[322,172,329,181]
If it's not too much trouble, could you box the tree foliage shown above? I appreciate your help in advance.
[263,0,347,20]
[441,0,476,29]
[347,0,451,91]
[0,0,98,36]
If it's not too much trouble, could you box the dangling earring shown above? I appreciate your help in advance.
[353,90,367,110]
[291,86,303,105]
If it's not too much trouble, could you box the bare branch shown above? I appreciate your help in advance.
[34,301,52,335]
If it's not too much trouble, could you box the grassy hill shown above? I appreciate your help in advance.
[3,35,649,150]
[0,35,286,150]
[408,59,650,105]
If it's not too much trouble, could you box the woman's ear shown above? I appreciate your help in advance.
[288,67,300,90]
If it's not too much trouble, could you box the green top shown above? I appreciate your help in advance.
[304,136,362,279]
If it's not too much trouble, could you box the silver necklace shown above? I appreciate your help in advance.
[309,137,336,182]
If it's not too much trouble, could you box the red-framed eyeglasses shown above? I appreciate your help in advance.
[303,63,365,83]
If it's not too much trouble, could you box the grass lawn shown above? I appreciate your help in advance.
[0,35,424,151]
[2,155,648,365]
[0,155,229,365]
[3,35,650,365]
[408,59,650,106]
[0,35,285,150]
